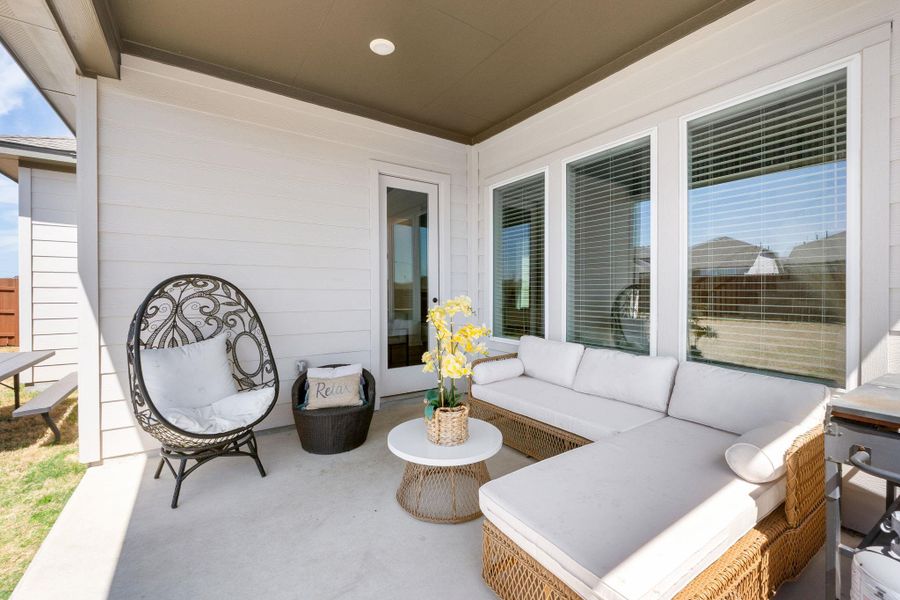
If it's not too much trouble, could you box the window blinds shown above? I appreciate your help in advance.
[687,69,847,386]
[493,173,545,339]
[567,137,652,352]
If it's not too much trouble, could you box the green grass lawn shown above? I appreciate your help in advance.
[0,381,83,599]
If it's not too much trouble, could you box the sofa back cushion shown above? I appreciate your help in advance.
[572,348,677,412]
[517,336,585,388]
[668,361,828,434]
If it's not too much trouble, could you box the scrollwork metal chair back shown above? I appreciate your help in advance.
[126,274,279,449]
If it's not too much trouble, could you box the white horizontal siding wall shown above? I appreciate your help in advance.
[18,167,78,384]
[474,0,898,385]
[95,55,469,458]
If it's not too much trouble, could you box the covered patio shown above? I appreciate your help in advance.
[1,0,898,598]
[11,399,828,600]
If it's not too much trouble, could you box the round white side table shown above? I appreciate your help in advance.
[387,418,502,524]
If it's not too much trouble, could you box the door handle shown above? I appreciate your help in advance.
[432,297,438,303]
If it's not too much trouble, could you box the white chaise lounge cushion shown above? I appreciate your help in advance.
[668,361,828,435]
[479,417,786,600]
[141,334,238,411]
[161,386,275,434]
[470,376,662,442]
[725,420,803,483]
[517,336,585,388]
[572,348,678,412]
[472,357,525,385]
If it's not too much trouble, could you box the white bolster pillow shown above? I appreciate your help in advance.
[472,358,525,385]
[725,420,802,483]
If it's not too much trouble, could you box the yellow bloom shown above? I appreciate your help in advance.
[440,351,472,379]
[424,297,488,379]
[443,295,474,317]
[421,350,436,373]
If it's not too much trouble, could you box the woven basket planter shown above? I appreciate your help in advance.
[425,404,469,446]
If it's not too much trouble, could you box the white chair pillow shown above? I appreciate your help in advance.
[159,387,274,434]
[725,420,802,483]
[472,358,525,385]
[141,334,237,411]
[212,387,275,420]
[307,364,362,379]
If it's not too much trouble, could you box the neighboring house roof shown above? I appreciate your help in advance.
[0,136,76,182]
[690,236,775,275]
[787,231,847,265]
[0,136,76,157]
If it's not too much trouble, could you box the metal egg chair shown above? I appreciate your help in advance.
[127,274,279,508]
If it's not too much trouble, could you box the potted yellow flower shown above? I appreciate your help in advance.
[422,296,489,446]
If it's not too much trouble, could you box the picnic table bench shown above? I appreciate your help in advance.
[12,372,78,442]
[0,350,56,409]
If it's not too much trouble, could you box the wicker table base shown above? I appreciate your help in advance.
[396,461,490,524]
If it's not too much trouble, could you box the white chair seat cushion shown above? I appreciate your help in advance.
[472,357,525,385]
[572,348,678,412]
[470,376,663,442]
[668,361,828,435]
[140,334,238,411]
[479,417,785,600]
[517,336,585,388]
[160,386,275,434]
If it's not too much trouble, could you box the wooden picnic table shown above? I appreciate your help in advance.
[0,350,55,409]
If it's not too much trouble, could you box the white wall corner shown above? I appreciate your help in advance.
[76,76,101,463]
[17,167,33,384]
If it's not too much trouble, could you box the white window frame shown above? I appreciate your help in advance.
[485,166,550,345]
[560,128,658,355]
[676,56,861,388]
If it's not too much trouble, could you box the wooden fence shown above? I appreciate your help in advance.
[0,277,19,346]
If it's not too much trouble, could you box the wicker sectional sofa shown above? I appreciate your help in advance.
[469,336,827,600]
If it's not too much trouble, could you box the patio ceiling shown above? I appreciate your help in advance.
[98,0,752,144]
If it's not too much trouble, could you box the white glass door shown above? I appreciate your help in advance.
[380,175,439,396]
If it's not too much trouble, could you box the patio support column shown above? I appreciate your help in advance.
[858,40,891,386]
[76,75,101,464]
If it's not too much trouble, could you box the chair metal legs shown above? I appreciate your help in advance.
[154,430,266,508]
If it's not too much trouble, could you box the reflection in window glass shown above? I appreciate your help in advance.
[493,173,545,339]
[566,137,652,353]
[687,70,847,386]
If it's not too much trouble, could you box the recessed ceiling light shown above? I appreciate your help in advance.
[369,38,395,56]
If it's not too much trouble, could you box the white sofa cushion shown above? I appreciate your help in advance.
[668,361,828,435]
[725,420,803,483]
[572,348,678,412]
[470,376,663,442]
[141,334,238,411]
[472,357,525,385]
[517,336,585,388]
[480,417,785,600]
[160,386,275,434]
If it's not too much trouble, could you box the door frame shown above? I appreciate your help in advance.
[369,161,451,407]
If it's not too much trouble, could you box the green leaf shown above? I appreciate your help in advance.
[424,404,435,420]
[425,388,439,403]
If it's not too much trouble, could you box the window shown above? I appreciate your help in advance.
[492,173,545,339]
[686,69,847,386]
[567,137,652,353]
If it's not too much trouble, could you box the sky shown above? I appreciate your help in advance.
[0,45,73,277]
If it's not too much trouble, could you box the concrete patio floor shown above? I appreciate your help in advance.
[13,399,830,600]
